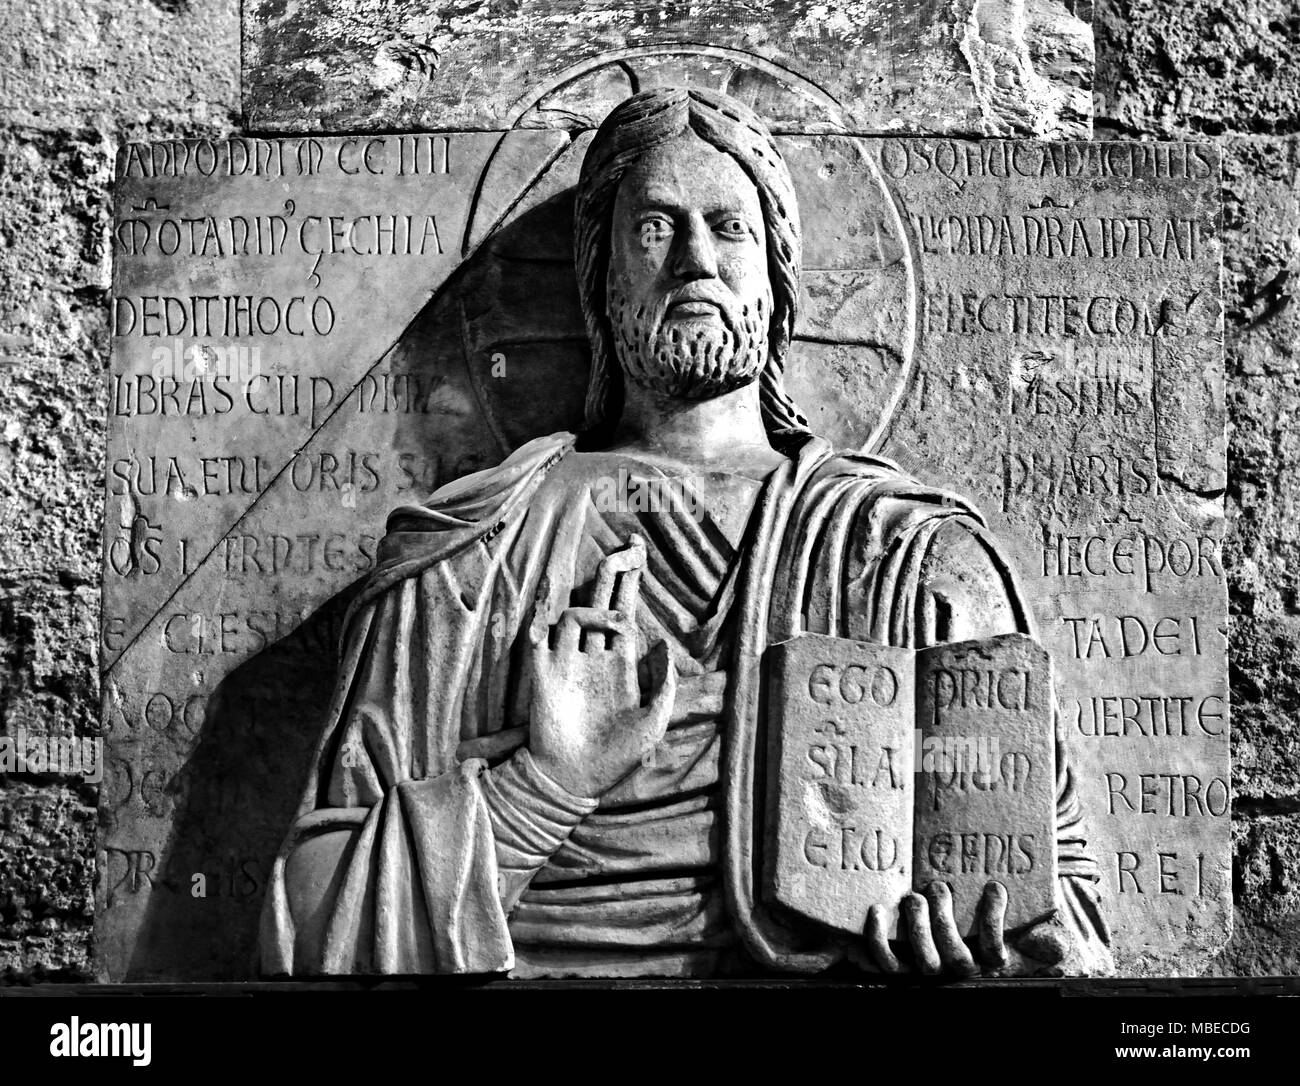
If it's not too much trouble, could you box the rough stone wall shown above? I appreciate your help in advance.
[1097,1,1300,975]
[0,0,1296,979]
[0,0,238,981]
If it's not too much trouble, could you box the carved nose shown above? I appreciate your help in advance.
[671,218,718,281]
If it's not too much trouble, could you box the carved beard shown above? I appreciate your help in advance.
[606,284,770,400]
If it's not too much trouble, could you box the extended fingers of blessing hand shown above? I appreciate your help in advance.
[591,534,646,616]
[550,607,637,654]
[530,538,646,654]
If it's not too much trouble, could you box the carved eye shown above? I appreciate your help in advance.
[716,216,749,238]
[639,216,672,248]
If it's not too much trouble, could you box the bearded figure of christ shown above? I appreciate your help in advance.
[260,88,1114,979]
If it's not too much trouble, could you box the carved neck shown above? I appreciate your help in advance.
[610,378,784,475]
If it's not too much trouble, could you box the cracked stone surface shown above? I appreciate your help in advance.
[1095,0,1300,138]
[1213,135,1300,976]
[242,0,1094,137]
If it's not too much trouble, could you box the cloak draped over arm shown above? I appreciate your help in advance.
[260,434,587,976]
[724,441,1114,974]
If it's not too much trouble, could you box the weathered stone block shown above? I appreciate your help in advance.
[242,0,1093,137]
[0,582,99,737]
[0,0,238,135]
[0,782,96,981]
[1095,0,1300,139]
[1208,815,1300,976]
[1229,617,1300,801]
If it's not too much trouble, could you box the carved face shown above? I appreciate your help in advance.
[606,129,773,400]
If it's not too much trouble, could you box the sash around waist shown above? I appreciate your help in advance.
[512,875,734,950]
[532,789,719,884]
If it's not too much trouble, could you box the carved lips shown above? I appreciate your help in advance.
[666,299,722,319]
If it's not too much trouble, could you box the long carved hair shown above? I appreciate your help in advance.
[573,87,812,452]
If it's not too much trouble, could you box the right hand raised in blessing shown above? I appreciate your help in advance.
[527,535,676,799]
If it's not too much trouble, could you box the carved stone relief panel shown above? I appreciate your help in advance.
[102,105,1224,979]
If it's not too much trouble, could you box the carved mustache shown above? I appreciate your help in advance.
[642,283,747,332]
